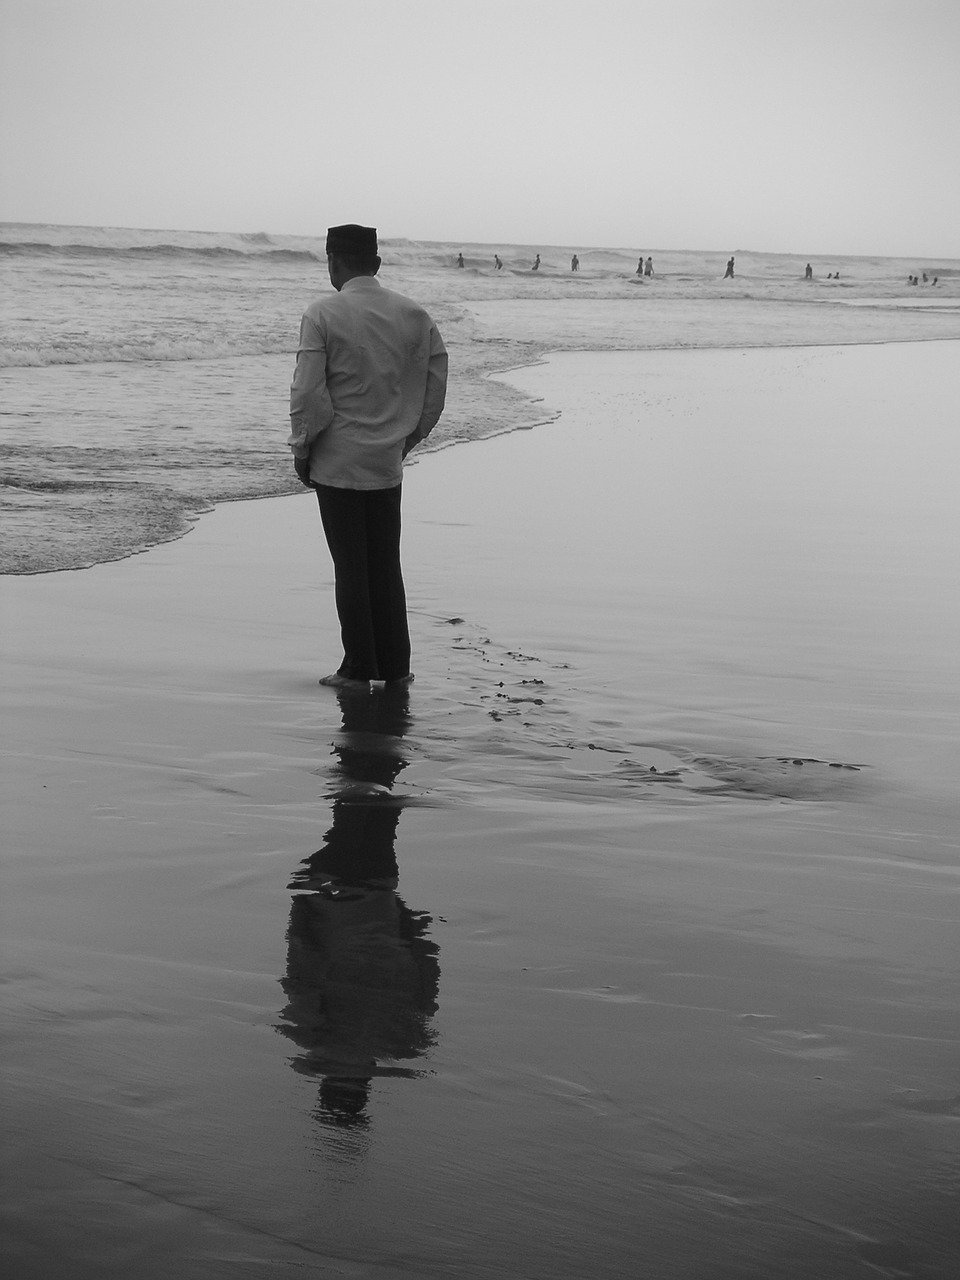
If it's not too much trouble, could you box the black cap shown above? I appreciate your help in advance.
[326,224,378,256]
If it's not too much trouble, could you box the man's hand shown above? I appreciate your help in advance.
[294,455,314,487]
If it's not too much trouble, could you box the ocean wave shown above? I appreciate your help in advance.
[0,337,292,367]
[0,239,322,264]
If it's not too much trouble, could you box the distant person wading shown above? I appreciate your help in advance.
[288,224,448,691]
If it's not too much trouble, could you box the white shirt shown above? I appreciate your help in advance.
[288,276,448,489]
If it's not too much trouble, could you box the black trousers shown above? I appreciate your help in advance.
[315,484,410,682]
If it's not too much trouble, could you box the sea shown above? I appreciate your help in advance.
[0,221,577,574]
[2,222,958,575]
[0,223,347,574]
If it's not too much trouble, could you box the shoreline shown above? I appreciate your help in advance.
[5,300,960,577]
[4,221,960,578]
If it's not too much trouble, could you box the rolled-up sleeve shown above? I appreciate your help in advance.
[288,314,334,458]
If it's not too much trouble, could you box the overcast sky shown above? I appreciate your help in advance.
[2,0,958,257]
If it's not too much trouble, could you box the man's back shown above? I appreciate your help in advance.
[290,276,447,490]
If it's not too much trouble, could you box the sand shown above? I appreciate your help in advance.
[2,333,959,1277]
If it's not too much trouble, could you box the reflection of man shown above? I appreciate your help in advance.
[280,877,439,1127]
[278,688,440,1129]
[289,224,448,691]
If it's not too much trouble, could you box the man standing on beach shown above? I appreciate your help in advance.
[289,224,448,691]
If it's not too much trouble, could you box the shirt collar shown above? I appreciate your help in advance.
[341,276,381,292]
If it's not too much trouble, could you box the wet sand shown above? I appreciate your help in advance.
[2,341,959,1278]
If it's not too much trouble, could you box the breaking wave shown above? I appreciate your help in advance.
[0,239,322,264]
[0,336,291,368]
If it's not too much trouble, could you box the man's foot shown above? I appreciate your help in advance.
[319,673,370,691]
[383,673,414,688]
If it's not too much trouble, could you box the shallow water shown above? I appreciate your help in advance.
[3,343,959,1278]
[0,226,519,572]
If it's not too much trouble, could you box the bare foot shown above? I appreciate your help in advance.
[319,673,370,691]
